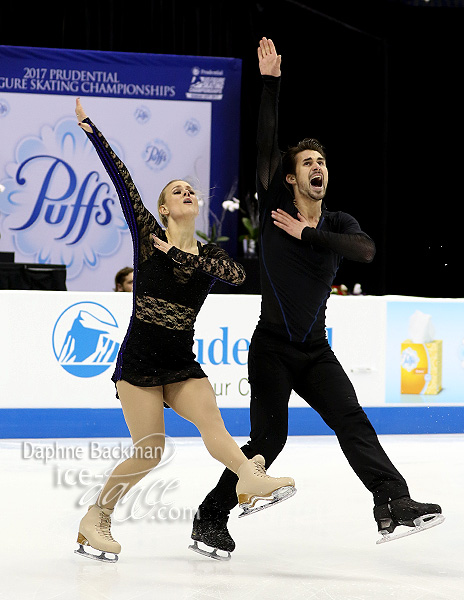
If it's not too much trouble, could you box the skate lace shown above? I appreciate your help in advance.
[254,461,268,478]
[97,511,115,541]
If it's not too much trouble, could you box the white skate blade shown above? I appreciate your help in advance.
[238,485,296,518]
[376,513,445,545]
[74,544,119,563]
[188,541,231,561]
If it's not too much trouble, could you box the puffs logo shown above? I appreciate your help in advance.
[0,118,128,281]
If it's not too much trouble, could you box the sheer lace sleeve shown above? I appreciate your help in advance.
[256,76,282,192]
[301,213,376,263]
[82,118,162,242]
[166,245,246,285]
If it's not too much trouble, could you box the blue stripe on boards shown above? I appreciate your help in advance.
[0,407,463,438]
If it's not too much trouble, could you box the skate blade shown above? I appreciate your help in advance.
[188,541,231,561]
[238,485,296,518]
[74,544,119,563]
[376,513,445,545]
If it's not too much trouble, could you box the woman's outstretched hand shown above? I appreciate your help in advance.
[75,98,93,133]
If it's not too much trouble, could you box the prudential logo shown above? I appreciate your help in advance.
[52,302,120,378]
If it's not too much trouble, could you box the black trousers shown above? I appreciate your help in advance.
[206,328,409,511]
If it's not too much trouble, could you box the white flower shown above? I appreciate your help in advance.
[222,199,239,212]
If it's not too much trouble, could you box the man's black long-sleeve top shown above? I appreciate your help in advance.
[255,75,375,343]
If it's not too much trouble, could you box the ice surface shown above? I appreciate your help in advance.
[1,434,462,600]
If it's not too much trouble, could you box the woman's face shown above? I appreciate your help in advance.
[160,180,200,223]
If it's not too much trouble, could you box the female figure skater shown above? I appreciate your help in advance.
[74,99,295,562]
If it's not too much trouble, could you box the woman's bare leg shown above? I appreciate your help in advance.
[97,380,166,509]
[163,377,246,474]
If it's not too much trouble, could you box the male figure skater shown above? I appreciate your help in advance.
[190,37,443,558]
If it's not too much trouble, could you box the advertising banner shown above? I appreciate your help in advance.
[0,45,242,291]
[0,291,258,410]
[386,298,464,405]
[2,292,463,437]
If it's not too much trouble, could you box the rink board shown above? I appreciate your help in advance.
[1,291,463,437]
[0,406,463,439]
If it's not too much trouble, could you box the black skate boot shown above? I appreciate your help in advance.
[374,497,444,544]
[189,498,235,560]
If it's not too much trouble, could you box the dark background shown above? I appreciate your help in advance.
[2,0,463,297]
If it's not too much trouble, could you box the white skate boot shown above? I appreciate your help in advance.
[236,455,296,517]
[75,504,121,563]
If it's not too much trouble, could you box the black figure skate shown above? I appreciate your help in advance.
[189,498,235,561]
[374,497,445,544]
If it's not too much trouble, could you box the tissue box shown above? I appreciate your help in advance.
[400,340,442,395]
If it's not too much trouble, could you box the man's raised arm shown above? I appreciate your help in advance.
[256,37,283,192]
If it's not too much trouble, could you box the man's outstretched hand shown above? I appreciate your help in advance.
[257,37,281,77]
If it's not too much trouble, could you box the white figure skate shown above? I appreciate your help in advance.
[75,504,121,562]
[236,455,296,518]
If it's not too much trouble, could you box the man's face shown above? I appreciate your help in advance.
[290,149,328,201]
[119,273,133,292]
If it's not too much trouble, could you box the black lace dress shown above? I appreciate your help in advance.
[82,118,245,389]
